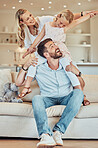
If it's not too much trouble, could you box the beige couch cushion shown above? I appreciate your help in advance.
[12,72,98,103]
[0,102,98,119]
[82,75,98,102]
[0,69,12,97]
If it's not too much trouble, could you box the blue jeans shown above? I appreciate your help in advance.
[32,89,84,137]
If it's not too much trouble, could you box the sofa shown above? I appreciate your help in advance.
[0,69,98,139]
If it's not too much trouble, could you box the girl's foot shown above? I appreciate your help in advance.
[18,87,32,98]
[82,95,90,106]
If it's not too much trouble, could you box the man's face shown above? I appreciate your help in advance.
[20,10,37,26]
[44,41,62,59]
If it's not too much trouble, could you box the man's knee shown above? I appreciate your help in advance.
[73,89,84,103]
[32,95,44,108]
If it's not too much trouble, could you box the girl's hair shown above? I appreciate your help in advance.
[56,9,74,24]
[15,9,39,48]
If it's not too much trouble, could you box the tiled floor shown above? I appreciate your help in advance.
[0,138,98,148]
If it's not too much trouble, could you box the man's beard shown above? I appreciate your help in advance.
[49,48,63,59]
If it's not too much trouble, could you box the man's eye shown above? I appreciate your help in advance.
[30,14,32,17]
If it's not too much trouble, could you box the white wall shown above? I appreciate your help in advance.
[0,10,98,65]
[90,15,98,62]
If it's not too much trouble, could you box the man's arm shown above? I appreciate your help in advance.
[15,56,38,87]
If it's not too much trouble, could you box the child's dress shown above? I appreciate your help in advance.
[26,22,80,87]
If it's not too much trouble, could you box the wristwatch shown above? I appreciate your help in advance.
[22,65,28,71]
[76,72,82,77]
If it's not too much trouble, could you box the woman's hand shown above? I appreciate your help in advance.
[23,55,38,69]
[22,46,36,58]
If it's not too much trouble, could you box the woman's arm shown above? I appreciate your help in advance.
[22,25,45,58]
[64,13,92,33]
[15,56,38,86]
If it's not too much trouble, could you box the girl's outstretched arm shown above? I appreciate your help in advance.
[22,25,45,58]
[64,13,92,33]
[73,10,96,20]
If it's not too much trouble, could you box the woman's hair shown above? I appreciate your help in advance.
[15,9,27,48]
[15,9,39,48]
[56,9,74,24]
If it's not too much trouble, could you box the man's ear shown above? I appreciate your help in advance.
[44,52,49,58]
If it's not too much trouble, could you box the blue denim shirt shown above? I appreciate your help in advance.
[34,62,73,98]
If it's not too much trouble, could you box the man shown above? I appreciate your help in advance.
[16,38,83,148]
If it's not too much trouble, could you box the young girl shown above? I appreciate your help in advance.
[18,9,98,105]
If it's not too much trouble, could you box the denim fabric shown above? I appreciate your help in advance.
[32,89,84,137]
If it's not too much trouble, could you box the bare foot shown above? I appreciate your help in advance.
[82,95,90,106]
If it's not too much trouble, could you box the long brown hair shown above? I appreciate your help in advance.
[15,9,39,48]
[15,9,27,48]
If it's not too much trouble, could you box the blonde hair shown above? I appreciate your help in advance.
[56,9,74,24]
[15,9,39,48]
[15,9,27,48]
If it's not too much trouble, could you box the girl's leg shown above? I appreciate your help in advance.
[70,64,90,106]
[18,76,33,98]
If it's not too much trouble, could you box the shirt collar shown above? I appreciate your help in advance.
[45,61,62,71]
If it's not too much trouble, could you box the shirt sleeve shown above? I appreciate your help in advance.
[65,71,80,87]
[60,57,80,86]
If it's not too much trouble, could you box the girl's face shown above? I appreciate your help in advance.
[55,17,69,28]
[20,11,37,26]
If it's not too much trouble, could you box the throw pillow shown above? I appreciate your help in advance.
[0,69,12,97]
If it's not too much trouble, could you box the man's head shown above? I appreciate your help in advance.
[37,38,62,59]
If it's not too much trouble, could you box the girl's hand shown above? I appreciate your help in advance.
[93,11,98,15]
[84,10,95,15]
[23,55,38,69]
[90,12,95,18]
[84,10,98,17]
[22,46,36,58]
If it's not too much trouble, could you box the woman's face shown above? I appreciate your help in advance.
[20,11,37,26]
[55,17,69,28]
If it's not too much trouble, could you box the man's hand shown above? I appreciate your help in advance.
[65,63,80,76]
[65,65,72,72]
[22,46,36,58]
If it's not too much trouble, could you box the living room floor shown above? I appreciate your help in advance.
[0,138,98,148]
